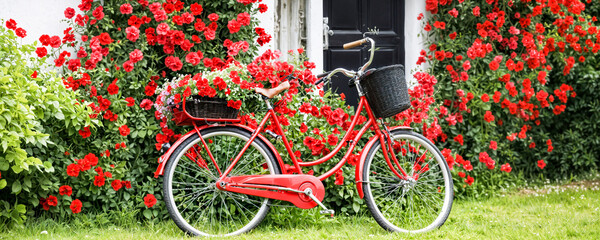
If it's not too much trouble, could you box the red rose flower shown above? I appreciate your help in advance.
[537,159,546,169]
[334,170,344,185]
[258,4,268,13]
[59,185,73,196]
[119,125,131,137]
[453,134,464,146]
[190,3,203,15]
[140,99,153,110]
[489,141,497,150]
[299,123,308,133]
[111,179,122,191]
[79,126,91,138]
[15,28,27,38]
[85,153,99,166]
[185,52,202,66]
[126,97,135,107]
[5,19,17,30]
[40,198,50,210]
[50,36,62,48]
[67,163,80,177]
[237,12,251,26]
[123,180,132,189]
[449,32,457,40]
[433,21,445,29]
[472,6,480,16]
[500,163,512,173]
[144,194,157,208]
[327,135,338,146]
[120,3,133,14]
[465,175,474,186]
[129,49,143,63]
[165,56,183,72]
[67,59,81,72]
[481,93,489,102]
[484,111,495,123]
[123,60,135,72]
[46,195,58,207]
[35,47,47,58]
[126,26,140,42]
[208,13,219,22]
[94,175,106,187]
[70,199,82,214]
[92,6,104,20]
[489,60,500,71]
[107,82,119,95]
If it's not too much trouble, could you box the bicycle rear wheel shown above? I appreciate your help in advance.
[163,127,280,237]
[363,130,453,233]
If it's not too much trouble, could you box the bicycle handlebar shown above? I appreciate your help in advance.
[315,37,375,86]
[343,39,368,49]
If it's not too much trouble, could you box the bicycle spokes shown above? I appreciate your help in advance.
[365,133,452,232]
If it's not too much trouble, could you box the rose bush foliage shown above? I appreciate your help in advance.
[411,0,600,197]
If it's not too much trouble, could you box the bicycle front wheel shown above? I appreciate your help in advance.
[163,127,280,237]
[363,130,453,233]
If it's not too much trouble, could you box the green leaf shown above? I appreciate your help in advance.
[54,110,65,120]
[0,160,8,171]
[12,179,21,194]
[15,204,26,214]
[0,179,6,189]
[352,202,360,213]
[143,209,152,219]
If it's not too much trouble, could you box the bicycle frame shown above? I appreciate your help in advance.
[220,95,409,182]
[155,36,416,200]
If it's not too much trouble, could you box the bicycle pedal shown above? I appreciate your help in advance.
[320,209,335,218]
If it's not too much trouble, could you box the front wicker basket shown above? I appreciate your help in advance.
[360,64,410,118]
[184,96,239,119]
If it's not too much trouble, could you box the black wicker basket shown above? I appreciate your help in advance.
[360,64,410,118]
[184,96,239,119]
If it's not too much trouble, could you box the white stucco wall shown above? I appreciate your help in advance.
[255,0,275,55]
[0,0,79,45]
[404,0,427,85]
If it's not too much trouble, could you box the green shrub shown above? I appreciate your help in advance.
[0,21,93,225]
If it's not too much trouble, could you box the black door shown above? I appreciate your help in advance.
[323,0,405,107]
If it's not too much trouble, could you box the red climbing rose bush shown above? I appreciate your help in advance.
[7,0,271,222]
[408,0,598,197]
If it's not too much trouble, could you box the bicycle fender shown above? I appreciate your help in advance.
[355,126,413,198]
[153,124,285,178]
[154,130,198,178]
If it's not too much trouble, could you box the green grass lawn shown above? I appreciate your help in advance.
[2,181,599,240]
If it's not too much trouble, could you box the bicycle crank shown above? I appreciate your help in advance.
[216,174,327,210]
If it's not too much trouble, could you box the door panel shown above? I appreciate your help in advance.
[323,0,405,108]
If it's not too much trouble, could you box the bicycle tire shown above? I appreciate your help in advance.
[163,126,281,237]
[363,129,453,233]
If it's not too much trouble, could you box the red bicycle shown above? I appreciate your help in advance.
[154,38,453,237]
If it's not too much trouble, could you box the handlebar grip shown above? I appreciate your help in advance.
[314,78,325,85]
[316,71,331,79]
[343,39,367,49]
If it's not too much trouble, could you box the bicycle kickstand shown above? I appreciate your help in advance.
[303,188,335,218]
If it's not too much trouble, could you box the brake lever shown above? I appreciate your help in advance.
[348,76,357,87]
